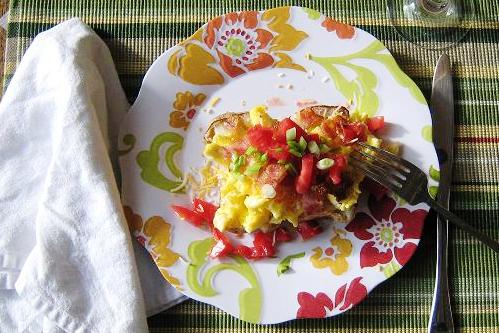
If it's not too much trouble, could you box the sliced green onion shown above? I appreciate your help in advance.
[245,146,258,155]
[319,143,331,153]
[245,163,262,175]
[231,155,246,172]
[289,149,302,158]
[316,158,334,170]
[273,147,283,152]
[299,137,307,151]
[285,162,297,174]
[287,140,299,149]
[260,153,268,163]
[307,140,320,154]
[286,127,297,141]
[277,252,305,276]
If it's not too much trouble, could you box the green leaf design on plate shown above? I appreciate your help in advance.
[137,131,184,192]
[429,186,438,199]
[187,238,262,323]
[311,40,426,116]
[277,252,305,276]
[421,125,433,143]
[429,165,440,182]
[302,8,321,20]
[118,134,136,156]
[382,261,401,278]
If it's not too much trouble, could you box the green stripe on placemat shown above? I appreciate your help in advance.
[5,1,499,332]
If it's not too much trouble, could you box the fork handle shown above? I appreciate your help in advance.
[427,199,499,254]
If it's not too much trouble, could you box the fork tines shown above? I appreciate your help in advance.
[349,142,409,193]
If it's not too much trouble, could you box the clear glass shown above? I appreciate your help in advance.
[387,0,476,50]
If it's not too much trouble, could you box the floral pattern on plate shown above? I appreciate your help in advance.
[119,6,439,324]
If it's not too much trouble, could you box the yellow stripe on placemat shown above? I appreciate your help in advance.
[457,126,499,136]
[5,35,499,78]
[453,185,499,193]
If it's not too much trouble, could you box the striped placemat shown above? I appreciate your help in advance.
[4,1,498,332]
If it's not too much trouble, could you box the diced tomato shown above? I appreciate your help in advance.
[247,125,274,151]
[307,133,320,143]
[253,231,276,257]
[295,154,315,194]
[297,221,323,240]
[329,154,348,185]
[267,143,290,161]
[209,229,234,258]
[275,227,293,242]
[361,177,388,201]
[275,118,307,143]
[193,198,218,225]
[367,116,385,133]
[171,205,205,226]
[342,122,367,143]
[234,245,254,258]
[342,125,357,143]
[234,231,276,259]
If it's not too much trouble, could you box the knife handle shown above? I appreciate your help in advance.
[428,216,454,333]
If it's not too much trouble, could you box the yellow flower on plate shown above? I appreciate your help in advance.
[124,206,182,289]
[169,91,207,130]
[310,232,352,275]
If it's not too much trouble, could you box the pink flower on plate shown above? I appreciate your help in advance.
[296,277,368,318]
[346,194,426,268]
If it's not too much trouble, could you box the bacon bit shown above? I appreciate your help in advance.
[257,164,287,188]
[266,96,286,107]
[296,99,318,109]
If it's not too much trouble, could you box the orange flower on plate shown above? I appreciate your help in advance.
[204,11,275,77]
[169,91,207,130]
[124,206,182,289]
[321,17,356,39]
[168,7,308,85]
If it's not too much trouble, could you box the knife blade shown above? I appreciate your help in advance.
[428,54,454,333]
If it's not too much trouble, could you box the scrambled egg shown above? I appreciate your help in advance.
[202,106,379,233]
[203,106,299,233]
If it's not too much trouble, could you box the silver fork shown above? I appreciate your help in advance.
[349,141,499,254]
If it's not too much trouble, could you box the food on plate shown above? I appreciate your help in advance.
[172,105,386,259]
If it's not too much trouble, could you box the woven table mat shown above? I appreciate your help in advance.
[4,1,499,332]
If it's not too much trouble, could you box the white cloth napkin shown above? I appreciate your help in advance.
[0,18,184,332]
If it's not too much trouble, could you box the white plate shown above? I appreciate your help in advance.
[119,6,439,324]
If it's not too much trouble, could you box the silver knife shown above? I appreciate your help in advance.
[428,54,454,333]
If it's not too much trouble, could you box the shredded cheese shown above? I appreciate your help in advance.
[209,97,221,107]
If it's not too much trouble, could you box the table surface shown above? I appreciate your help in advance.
[4,1,499,332]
